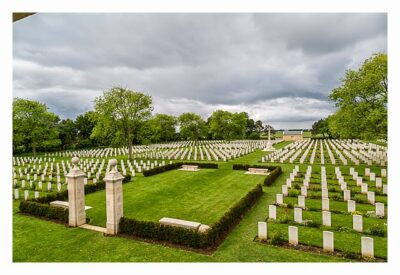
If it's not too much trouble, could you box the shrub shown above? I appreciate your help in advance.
[368,224,386,237]
[288,189,300,197]
[19,200,68,222]
[270,231,285,245]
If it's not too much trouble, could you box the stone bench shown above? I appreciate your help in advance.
[245,168,270,175]
[50,200,92,210]
[159,217,210,233]
[178,165,200,172]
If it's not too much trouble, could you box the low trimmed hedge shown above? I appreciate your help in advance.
[232,164,282,186]
[119,184,263,249]
[19,200,68,222]
[143,162,218,177]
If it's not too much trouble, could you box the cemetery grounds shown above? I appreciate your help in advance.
[12,140,387,262]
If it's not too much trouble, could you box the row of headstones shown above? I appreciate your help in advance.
[14,189,40,200]
[263,139,386,165]
[269,203,385,230]
[257,222,375,258]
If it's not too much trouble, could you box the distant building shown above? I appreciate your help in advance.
[282,130,303,141]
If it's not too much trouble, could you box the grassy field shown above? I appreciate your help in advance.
[13,141,386,262]
[85,168,264,226]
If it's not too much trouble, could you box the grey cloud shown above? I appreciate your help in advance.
[13,13,387,128]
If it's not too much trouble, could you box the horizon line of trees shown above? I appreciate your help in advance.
[311,52,387,141]
[13,92,275,158]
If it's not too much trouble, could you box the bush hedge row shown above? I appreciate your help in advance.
[19,200,69,222]
[143,162,218,177]
[19,173,132,222]
[232,164,282,186]
[119,184,263,249]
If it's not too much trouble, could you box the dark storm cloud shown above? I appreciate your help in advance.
[13,13,387,128]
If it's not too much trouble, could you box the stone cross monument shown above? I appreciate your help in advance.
[66,157,86,227]
[104,159,124,235]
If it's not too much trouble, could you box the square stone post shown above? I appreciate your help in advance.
[104,159,124,235]
[66,157,86,227]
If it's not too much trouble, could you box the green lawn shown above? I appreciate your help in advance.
[13,144,386,262]
[85,168,264,226]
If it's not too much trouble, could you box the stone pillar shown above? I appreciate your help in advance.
[258,221,267,240]
[66,157,86,227]
[104,159,124,235]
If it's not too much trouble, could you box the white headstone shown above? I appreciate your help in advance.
[258,222,267,240]
[322,198,330,211]
[34,191,39,199]
[24,190,29,200]
[375,177,382,188]
[301,186,307,197]
[14,189,19,200]
[367,191,375,204]
[381,168,386,177]
[347,200,356,213]
[361,183,368,194]
[369,172,375,181]
[294,207,302,223]
[47,182,52,191]
[57,182,62,192]
[375,202,385,217]
[322,210,331,227]
[356,177,363,186]
[343,190,351,201]
[298,195,306,209]
[353,214,363,232]
[276,194,283,205]
[323,231,334,252]
[288,226,298,245]
[361,237,374,258]
[282,185,288,196]
[383,184,387,194]
[269,205,276,220]
[365,168,370,176]
[321,188,328,198]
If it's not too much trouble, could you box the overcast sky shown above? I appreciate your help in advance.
[13,13,387,129]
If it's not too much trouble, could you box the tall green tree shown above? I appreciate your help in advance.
[328,53,387,140]
[144,114,177,143]
[13,98,60,156]
[92,87,153,160]
[75,111,97,148]
[58,118,77,150]
[311,118,331,138]
[208,110,247,140]
[178,112,207,140]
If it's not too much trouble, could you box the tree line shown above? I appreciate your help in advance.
[13,89,274,158]
[311,53,387,141]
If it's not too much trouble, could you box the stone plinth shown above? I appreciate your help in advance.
[104,159,124,235]
[66,157,86,227]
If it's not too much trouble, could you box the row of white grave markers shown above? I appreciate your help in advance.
[40,140,281,161]
[257,222,375,258]
[263,139,387,166]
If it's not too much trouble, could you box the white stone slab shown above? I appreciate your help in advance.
[282,185,288,196]
[375,202,385,217]
[258,221,267,240]
[383,184,387,194]
[294,207,302,223]
[301,186,307,197]
[361,237,374,258]
[381,168,386,177]
[322,210,331,227]
[347,200,356,213]
[343,190,351,201]
[367,191,375,204]
[269,205,276,220]
[288,226,298,245]
[323,231,334,252]
[369,172,376,181]
[375,177,382,188]
[353,214,363,232]
[50,200,92,211]
[322,198,330,211]
[159,217,201,230]
[298,195,306,209]
[321,188,328,198]
[276,193,283,205]
[14,189,19,200]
